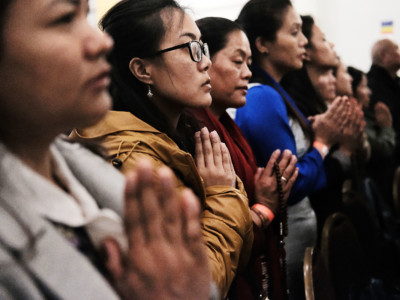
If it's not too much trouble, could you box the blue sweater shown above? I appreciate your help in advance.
[235,69,326,204]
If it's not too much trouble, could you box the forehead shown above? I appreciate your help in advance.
[4,0,85,24]
[282,6,301,27]
[224,30,251,51]
[11,0,83,11]
[161,9,201,42]
[312,25,323,37]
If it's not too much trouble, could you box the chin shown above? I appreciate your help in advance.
[233,97,247,108]
[296,61,304,69]
[196,95,213,108]
[82,95,111,126]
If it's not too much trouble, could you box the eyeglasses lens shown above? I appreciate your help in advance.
[190,42,201,62]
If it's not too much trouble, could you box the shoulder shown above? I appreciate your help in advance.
[247,84,282,100]
[236,84,287,123]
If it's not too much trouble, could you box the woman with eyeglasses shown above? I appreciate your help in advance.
[71,0,253,298]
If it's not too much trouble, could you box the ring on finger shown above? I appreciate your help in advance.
[281,176,288,183]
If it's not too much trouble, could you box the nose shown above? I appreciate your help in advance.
[300,31,308,47]
[199,53,212,71]
[329,73,336,84]
[84,25,114,60]
[243,64,252,80]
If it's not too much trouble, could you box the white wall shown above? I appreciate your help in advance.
[92,0,400,72]
[178,0,400,72]
[315,0,400,72]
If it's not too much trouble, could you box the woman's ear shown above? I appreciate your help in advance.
[255,36,269,55]
[129,58,153,85]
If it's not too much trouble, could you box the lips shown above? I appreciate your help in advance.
[88,65,111,90]
[201,78,212,92]
[202,78,211,86]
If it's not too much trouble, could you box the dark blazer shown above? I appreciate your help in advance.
[367,64,400,164]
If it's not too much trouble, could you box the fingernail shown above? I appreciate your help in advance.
[211,131,220,140]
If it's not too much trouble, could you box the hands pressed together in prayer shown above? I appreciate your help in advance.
[102,160,211,300]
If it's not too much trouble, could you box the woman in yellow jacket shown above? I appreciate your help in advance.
[72,0,254,297]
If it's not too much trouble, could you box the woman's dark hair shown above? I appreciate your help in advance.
[100,0,199,154]
[347,66,364,97]
[196,17,243,59]
[236,0,292,64]
[301,15,314,49]
[0,0,13,57]
[238,0,313,142]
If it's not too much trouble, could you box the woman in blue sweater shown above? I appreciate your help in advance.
[236,0,348,299]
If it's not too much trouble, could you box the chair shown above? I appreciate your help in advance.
[303,247,335,300]
[320,213,370,300]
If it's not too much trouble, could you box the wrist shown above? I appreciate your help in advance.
[313,140,329,158]
[252,203,275,229]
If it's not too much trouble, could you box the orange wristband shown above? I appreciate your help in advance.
[313,141,329,157]
[252,204,275,222]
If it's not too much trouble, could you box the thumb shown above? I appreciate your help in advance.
[101,237,123,282]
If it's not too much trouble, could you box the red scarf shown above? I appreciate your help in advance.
[191,108,258,203]
[191,108,286,300]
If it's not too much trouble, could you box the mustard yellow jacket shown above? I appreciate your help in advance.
[71,111,253,298]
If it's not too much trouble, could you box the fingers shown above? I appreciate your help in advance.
[101,237,123,281]
[221,142,235,178]
[375,102,390,116]
[124,170,145,249]
[336,98,351,130]
[281,154,297,182]
[210,130,223,167]
[194,131,204,169]
[278,149,292,174]
[124,160,182,249]
[328,96,350,130]
[264,149,281,177]
[325,96,343,119]
[197,127,224,169]
[254,167,264,183]
[136,164,164,243]
[179,188,203,255]
[158,166,182,243]
[200,127,214,168]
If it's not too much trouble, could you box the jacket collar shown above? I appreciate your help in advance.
[74,111,160,139]
[72,111,207,204]
[0,141,120,299]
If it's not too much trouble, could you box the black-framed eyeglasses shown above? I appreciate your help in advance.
[155,41,210,63]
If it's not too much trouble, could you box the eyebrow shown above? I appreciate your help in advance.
[180,32,200,41]
[48,0,82,7]
[234,49,247,56]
